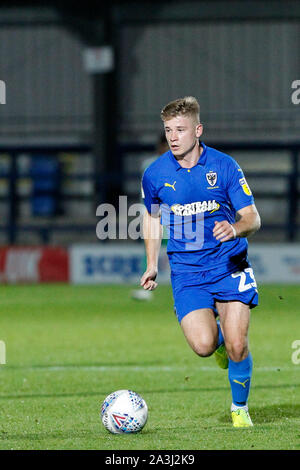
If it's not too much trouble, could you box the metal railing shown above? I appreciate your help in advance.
[0,142,299,244]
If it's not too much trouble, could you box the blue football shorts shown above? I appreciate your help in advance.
[171,266,259,323]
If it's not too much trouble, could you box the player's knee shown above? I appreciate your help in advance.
[226,340,248,362]
[193,340,216,358]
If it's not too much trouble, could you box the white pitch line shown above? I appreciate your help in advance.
[4,364,299,372]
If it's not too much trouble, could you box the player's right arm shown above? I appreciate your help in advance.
[140,209,163,291]
[213,157,261,242]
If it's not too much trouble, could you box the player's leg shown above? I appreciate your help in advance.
[180,308,220,357]
[217,300,250,361]
[216,300,253,427]
[171,271,225,357]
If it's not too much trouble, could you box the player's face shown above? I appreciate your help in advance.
[164,115,203,158]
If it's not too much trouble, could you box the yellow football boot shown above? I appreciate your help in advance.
[214,343,229,369]
[231,408,253,428]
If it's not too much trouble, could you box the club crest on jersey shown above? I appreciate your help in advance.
[206,171,217,187]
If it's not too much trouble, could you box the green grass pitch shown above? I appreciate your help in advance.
[0,283,299,450]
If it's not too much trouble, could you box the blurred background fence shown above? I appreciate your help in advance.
[0,141,299,245]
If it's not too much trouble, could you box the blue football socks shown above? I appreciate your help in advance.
[216,320,224,348]
[228,353,253,406]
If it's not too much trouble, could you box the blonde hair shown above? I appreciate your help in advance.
[161,96,200,123]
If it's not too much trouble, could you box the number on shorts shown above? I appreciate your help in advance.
[231,268,257,292]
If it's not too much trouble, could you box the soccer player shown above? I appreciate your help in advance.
[140,97,261,427]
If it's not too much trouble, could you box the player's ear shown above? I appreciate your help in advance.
[195,123,203,138]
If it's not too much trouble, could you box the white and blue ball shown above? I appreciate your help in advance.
[101,389,148,434]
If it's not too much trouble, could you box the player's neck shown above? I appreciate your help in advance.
[176,141,203,168]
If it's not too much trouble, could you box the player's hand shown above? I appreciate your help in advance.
[213,220,237,242]
[140,267,158,291]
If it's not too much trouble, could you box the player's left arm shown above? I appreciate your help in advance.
[213,204,261,243]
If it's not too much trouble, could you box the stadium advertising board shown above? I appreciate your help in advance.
[248,244,300,283]
[70,244,170,284]
[0,247,69,283]
[1,244,299,285]
[70,243,300,285]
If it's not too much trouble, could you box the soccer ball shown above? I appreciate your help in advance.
[100,389,148,434]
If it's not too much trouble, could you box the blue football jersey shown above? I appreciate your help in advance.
[141,142,255,273]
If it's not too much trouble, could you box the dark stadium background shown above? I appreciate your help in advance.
[0,1,299,254]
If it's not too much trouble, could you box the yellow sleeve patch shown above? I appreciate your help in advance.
[239,177,252,196]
